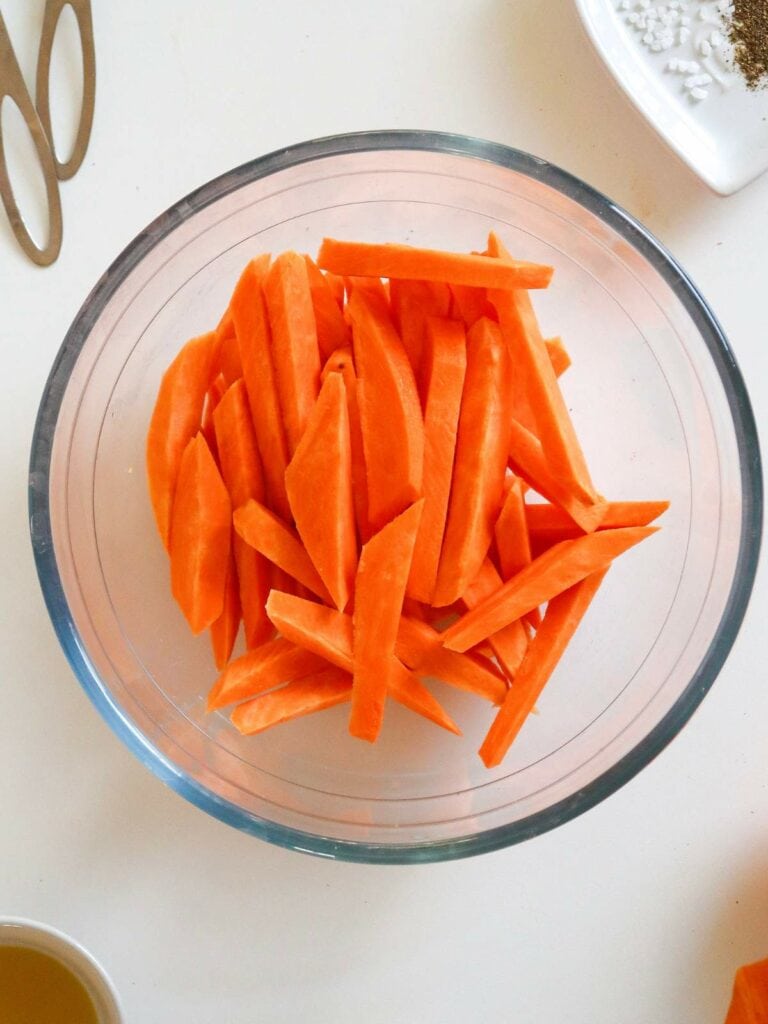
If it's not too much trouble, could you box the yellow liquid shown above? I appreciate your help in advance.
[0,945,99,1024]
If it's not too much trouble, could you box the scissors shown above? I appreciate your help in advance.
[0,0,95,266]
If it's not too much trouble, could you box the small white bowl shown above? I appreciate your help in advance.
[0,918,122,1023]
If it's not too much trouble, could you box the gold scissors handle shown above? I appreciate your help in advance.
[0,10,63,266]
[36,0,96,181]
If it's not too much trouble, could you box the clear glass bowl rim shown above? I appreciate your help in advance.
[28,130,764,864]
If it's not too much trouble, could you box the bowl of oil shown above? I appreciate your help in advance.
[0,918,122,1024]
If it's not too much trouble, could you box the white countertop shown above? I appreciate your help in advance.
[1,1,766,1021]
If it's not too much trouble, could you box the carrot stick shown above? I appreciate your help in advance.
[324,270,345,307]
[230,258,291,520]
[478,569,608,767]
[433,317,512,606]
[347,289,424,533]
[462,559,529,679]
[169,434,232,634]
[231,668,352,735]
[389,279,451,385]
[513,335,571,434]
[200,372,227,463]
[266,591,505,705]
[724,958,768,1024]
[449,283,496,329]
[233,499,332,604]
[388,662,461,735]
[304,255,351,359]
[321,347,370,544]
[494,475,541,629]
[407,317,467,603]
[526,500,670,552]
[213,380,273,648]
[544,336,570,377]
[146,331,217,550]
[264,252,321,455]
[442,526,657,652]
[508,418,608,533]
[285,372,357,611]
[206,636,326,711]
[350,501,424,741]
[318,238,553,290]
[487,231,599,511]
[209,551,241,670]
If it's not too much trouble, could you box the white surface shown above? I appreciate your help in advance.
[0,1,766,1022]
[576,0,768,194]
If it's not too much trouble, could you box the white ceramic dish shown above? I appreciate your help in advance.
[0,918,122,1023]
[575,0,768,194]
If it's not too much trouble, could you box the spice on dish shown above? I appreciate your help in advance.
[726,0,768,89]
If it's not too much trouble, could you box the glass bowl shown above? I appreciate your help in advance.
[29,131,762,863]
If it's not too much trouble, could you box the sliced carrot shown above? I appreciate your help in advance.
[230,258,291,520]
[449,283,496,329]
[324,270,345,307]
[487,231,599,512]
[442,526,657,652]
[388,660,461,735]
[231,668,352,736]
[343,275,389,304]
[397,616,507,704]
[146,331,217,550]
[350,501,424,741]
[320,347,370,543]
[304,255,351,359]
[479,569,608,767]
[233,499,332,604]
[285,372,357,611]
[494,475,541,629]
[508,418,608,533]
[348,288,424,533]
[389,279,451,385]
[462,559,529,679]
[318,238,553,290]
[213,380,273,648]
[169,433,231,634]
[264,252,321,454]
[724,958,768,1024]
[201,372,227,463]
[407,317,467,603]
[207,636,326,711]
[433,317,512,606]
[266,591,505,705]
[209,550,241,670]
[526,500,670,553]
[544,336,570,377]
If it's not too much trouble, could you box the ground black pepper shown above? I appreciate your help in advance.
[727,0,768,90]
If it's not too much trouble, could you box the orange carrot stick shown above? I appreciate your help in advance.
[544,336,570,377]
[169,434,232,634]
[442,526,657,652]
[479,569,608,767]
[449,283,496,329]
[494,475,541,630]
[347,289,424,533]
[433,317,512,606]
[200,372,227,464]
[350,501,424,741]
[264,252,321,455]
[321,347,370,544]
[407,317,467,603]
[318,238,553,290]
[462,559,529,679]
[508,418,608,533]
[487,231,599,511]
[525,500,671,551]
[233,499,332,604]
[230,258,291,520]
[266,591,505,705]
[213,380,273,648]
[304,255,351,359]
[389,279,451,385]
[231,668,352,735]
[209,551,241,670]
[285,372,357,611]
[146,331,217,550]
[724,958,768,1024]
[206,636,326,711]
